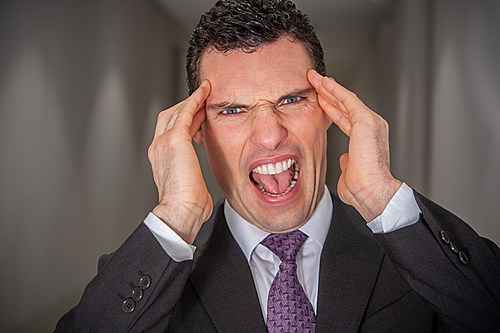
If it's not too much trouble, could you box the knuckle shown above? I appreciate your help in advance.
[157,110,168,121]
[381,118,389,130]
[147,143,157,161]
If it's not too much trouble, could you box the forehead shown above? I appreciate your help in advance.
[199,38,314,104]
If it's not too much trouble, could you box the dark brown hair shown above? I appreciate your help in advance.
[186,0,326,94]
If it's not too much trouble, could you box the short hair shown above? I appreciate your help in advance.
[186,0,326,94]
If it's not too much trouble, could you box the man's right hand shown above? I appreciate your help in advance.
[148,80,212,244]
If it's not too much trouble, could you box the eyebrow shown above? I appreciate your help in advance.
[207,87,315,112]
[279,88,314,103]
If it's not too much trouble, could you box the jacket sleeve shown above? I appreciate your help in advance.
[374,191,500,332]
[54,222,193,332]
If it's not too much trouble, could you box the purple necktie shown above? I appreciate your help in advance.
[261,230,316,332]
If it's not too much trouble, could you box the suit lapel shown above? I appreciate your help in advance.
[316,193,385,332]
[189,192,385,332]
[190,202,267,332]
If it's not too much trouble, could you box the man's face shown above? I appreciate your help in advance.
[195,38,331,233]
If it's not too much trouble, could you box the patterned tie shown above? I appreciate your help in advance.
[261,230,316,332]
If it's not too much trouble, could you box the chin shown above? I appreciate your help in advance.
[254,214,308,233]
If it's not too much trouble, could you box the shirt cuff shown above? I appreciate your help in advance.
[143,212,196,262]
[367,183,421,234]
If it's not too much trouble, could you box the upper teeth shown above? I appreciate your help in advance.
[252,159,295,175]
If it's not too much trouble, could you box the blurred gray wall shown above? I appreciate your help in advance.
[0,0,188,331]
[428,0,500,244]
[326,0,500,247]
[0,0,499,332]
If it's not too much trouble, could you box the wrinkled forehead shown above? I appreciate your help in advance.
[199,39,314,104]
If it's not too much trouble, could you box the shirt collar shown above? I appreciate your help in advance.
[225,185,333,262]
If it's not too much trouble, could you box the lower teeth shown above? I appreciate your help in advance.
[254,163,299,197]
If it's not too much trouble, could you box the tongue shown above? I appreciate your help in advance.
[252,168,293,194]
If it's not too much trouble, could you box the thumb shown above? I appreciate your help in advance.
[339,153,349,172]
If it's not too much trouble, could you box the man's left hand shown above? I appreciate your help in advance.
[308,69,402,222]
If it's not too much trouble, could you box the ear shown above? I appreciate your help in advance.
[193,128,205,149]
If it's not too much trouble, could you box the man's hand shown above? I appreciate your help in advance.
[308,70,402,222]
[148,80,213,244]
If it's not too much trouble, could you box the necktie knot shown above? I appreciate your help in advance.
[261,230,308,263]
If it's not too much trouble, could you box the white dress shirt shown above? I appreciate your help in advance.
[224,186,332,317]
[144,183,421,321]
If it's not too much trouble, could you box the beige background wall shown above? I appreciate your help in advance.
[0,0,498,332]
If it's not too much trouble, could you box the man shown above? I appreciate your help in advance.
[56,0,500,332]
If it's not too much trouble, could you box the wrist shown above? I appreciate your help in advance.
[353,178,403,222]
[152,203,208,244]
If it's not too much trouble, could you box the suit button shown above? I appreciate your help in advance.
[459,251,469,265]
[122,299,135,313]
[139,275,151,289]
[449,242,459,254]
[440,231,450,244]
[132,287,143,301]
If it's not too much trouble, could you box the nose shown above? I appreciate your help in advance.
[249,107,288,151]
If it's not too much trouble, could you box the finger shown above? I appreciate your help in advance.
[307,70,341,106]
[307,68,323,89]
[156,80,211,137]
[190,105,206,138]
[337,177,351,206]
[171,80,211,132]
[316,72,369,117]
[309,71,349,114]
[339,153,349,172]
[318,94,352,136]
[154,100,186,138]
[308,70,349,128]
[165,105,182,132]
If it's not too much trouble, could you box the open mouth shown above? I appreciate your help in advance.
[250,158,299,197]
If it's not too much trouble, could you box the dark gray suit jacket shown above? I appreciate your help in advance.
[55,191,500,332]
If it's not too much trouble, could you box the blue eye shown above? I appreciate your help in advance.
[282,97,300,105]
[222,108,242,115]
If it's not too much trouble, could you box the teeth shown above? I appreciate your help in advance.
[252,159,296,175]
[262,164,268,175]
[268,163,276,174]
[275,162,283,173]
[252,162,300,197]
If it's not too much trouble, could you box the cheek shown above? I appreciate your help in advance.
[203,121,245,182]
[288,103,328,138]
[290,110,329,164]
[203,123,226,165]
